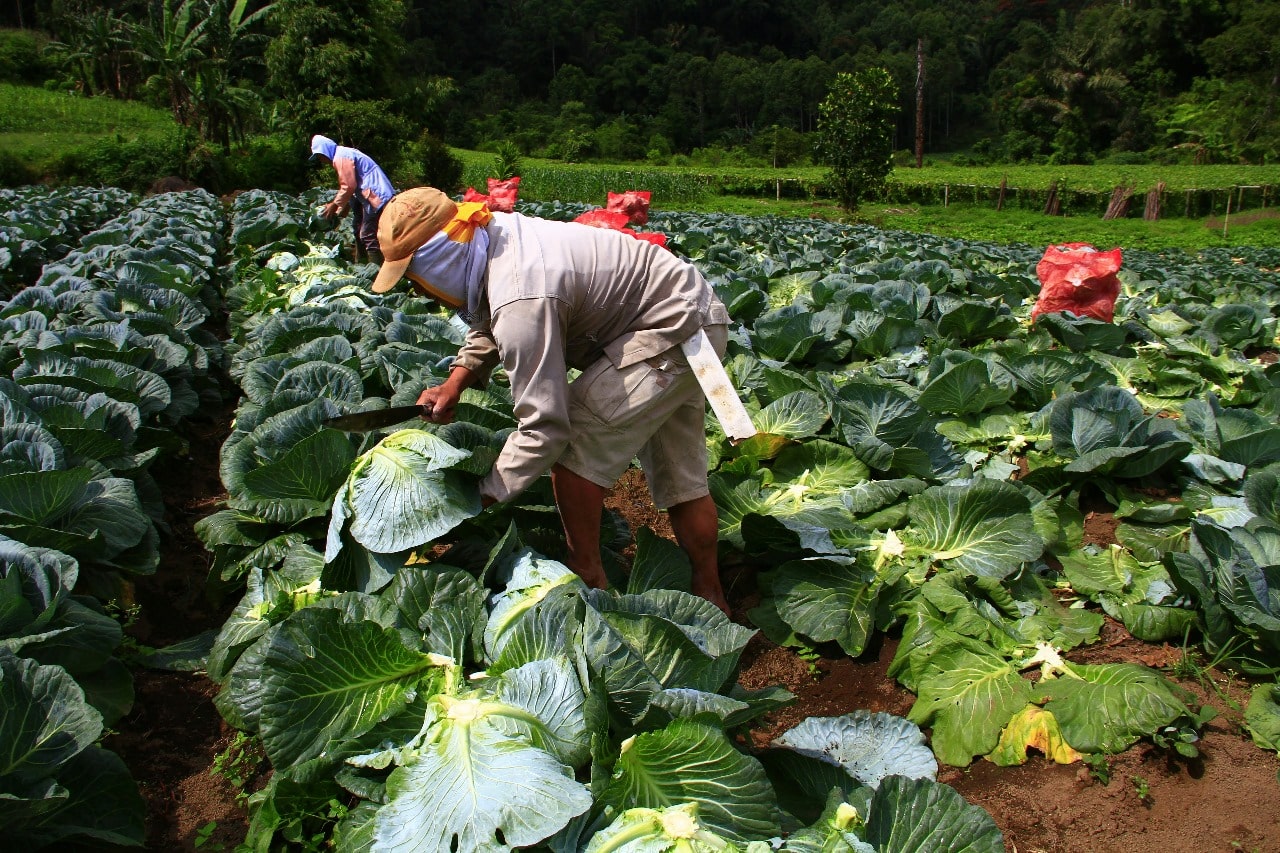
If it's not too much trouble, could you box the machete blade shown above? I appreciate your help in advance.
[322,404,431,432]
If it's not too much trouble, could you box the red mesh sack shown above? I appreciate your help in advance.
[606,190,652,225]
[573,208,632,230]
[1032,243,1123,323]
[574,208,670,251]
[486,177,521,212]
[631,231,668,249]
[462,187,489,204]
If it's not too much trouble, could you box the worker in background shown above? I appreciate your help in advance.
[370,187,735,614]
[309,134,398,263]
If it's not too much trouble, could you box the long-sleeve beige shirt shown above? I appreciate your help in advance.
[451,212,729,502]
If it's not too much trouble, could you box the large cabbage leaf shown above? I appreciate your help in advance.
[600,718,781,842]
[369,672,593,853]
[582,589,755,722]
[0,650,144,848]
[784,777,1003,853]
[326,429,478,559]
[222,400,357,525]
[899,480,1043,578]
[1033,662,1199,754]
[771,712,938,790]
[917,352,1017,417]
[0,468,152,569]
[769,555,902,657]
[1165,516,1280,668]
[1047,386,1191,478]
[906,641,1031,767]
[258,606,448,768]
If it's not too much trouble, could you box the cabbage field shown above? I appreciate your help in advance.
[2,185,1279,851]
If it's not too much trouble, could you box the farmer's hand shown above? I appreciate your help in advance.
[417,366,475,424]
[417,386,459,423]
[321,202,341,219]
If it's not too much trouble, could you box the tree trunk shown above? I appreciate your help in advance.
[915,38,925,169]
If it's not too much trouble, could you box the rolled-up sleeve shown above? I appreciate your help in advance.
[452,328,501,386]
[478,297,571,502]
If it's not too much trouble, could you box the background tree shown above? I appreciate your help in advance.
[263,0,406,107]
[1196,0,1280,163]
[129,0,273,148]
[134,0,211,129]
[44,7,135,96]
[7,0,1279,170]
[814,68,898,211]
[1030,18,1129,164]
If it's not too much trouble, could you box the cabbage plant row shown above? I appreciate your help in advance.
[201,190,1009,852]
[0,186,136,297]
[0,188,228,848]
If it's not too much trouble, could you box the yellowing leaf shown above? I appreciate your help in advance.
[737,432,793,460]
[986,704,1082,766]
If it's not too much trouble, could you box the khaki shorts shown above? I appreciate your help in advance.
[558,325,728,509]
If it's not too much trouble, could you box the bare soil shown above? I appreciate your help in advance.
[108,456,1280,853]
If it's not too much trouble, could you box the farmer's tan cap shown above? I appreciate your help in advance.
[371,187,457,293]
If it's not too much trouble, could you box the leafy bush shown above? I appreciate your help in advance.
[219,134,312,194]
[814,69,898,210]
[395,132,464,193]
[594,115,646,161]
[750,126,809,168]
[0,28,51,85]
[493,140,522,180]
[52,129,193,193]
[0,153,36,187]
[295,95,416,174]
[892,148,916,167]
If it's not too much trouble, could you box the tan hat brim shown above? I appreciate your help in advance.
[371,253,413,293]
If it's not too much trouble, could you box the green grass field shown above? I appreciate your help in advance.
[868,202,1280,251]
[458,148,1280,200]
[888,163,1280,194]
[662,194,1280,251]
[0,82,175,169]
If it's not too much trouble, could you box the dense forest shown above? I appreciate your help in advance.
[1,0,1277,173]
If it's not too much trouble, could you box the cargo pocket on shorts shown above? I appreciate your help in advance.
[571,355,683,427]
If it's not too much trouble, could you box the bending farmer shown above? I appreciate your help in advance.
[309,134,398,263]
[370,187,733,613]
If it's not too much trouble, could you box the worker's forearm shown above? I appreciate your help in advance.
[442,365,476,395]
